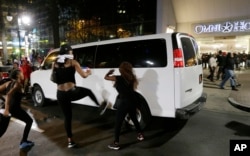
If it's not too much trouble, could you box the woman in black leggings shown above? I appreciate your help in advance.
[0,69,34,149]
[104,61,144,150]
[53,44,100,148]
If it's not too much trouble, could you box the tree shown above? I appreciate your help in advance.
[32,0,71,48]
[47,0,60,48]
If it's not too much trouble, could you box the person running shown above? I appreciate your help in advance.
[0,69,34,149]
[104,61,144,150]
[52,44,101,148]
[219,52,239,91]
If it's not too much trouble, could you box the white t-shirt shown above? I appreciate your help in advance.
[209,57,217,67]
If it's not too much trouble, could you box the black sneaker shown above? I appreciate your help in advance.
[68,142,77,148]
[108,142,120,150]
[232,88,239,91]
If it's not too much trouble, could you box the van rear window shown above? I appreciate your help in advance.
[95,39,167,68]
[181,37,198,67]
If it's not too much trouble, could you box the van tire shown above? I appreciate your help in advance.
[125,92,151,130]
[32,85,46,107]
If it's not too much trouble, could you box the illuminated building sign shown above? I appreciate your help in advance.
[194,19,250,34]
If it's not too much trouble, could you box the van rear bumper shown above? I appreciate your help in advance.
[176,92,207,119]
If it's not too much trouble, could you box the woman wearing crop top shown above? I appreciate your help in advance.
[53,44,100,148]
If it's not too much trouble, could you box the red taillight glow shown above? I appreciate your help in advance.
[173,48,184,67]
[2,72,9,78]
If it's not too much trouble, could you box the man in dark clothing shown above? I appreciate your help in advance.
[216,50,226,80]
[219,52,238,91]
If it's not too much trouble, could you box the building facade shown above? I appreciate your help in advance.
[156,0,250,54]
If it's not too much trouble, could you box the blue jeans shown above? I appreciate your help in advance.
[219,69,236,88]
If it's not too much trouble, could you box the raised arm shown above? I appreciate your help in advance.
[104,69,116,81]
[73,60,91,78]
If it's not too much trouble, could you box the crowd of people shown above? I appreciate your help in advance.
[0,49,45,96]
[202,51,250,70]
[202,50,246,91]
[4,58,34,98]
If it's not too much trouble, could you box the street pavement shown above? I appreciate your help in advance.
[228,69,250,112]
[203,68,250,114]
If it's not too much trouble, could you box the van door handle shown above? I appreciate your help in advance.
[185,88,192,92]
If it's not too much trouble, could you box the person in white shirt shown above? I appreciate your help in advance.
[207,54,217,82]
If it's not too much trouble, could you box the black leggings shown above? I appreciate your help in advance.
[10,108,33,143]
[57,86,99,138]
[114,98,142,143]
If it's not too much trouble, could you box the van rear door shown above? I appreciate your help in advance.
[173,33,203,109]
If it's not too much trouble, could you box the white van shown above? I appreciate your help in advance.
[30,32,207,128]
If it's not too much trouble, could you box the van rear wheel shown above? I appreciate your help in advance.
[32,85,46,107]
[125,93,151,130]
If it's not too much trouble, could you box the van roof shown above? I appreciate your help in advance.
[50,32,193,53]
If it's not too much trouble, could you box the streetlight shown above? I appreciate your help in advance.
[6,12,31,61]
[6,11,13,22]
[17,18,21,61]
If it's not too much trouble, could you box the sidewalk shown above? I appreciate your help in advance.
[228,68,250,112]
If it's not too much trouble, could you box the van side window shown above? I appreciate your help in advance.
[181,37,197,67]
[73,46,96,68]
[42,52,58,69]
[95,39,167,68]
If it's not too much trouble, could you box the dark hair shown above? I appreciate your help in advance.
[59,44,72,55]
[10,69,21,80]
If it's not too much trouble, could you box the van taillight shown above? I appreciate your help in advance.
[173,48,184,68]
